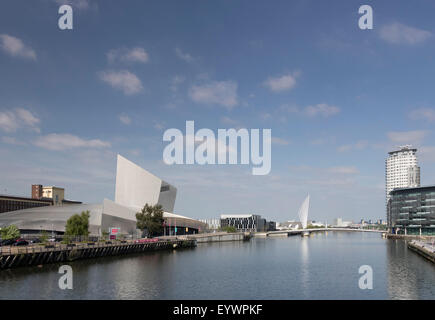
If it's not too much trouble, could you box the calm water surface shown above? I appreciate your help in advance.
[0,232,434,299]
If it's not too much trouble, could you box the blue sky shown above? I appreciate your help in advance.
[2,0,435,223]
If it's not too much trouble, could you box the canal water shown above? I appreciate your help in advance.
[0,232,434,299]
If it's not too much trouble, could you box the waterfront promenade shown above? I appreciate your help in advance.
[0,238,196,270]
[408,240,435,263]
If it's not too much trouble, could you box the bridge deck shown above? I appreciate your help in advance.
[266,228,386,236]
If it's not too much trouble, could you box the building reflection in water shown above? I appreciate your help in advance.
[386,240,419,300]
[300,237,310,297]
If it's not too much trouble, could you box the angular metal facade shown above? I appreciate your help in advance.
[115,154,177,212]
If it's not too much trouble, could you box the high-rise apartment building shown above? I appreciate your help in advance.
[385,145,420,209]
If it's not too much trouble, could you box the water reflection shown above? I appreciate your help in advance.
[300,237,310,297]
[386,240,435,300]
[0,233,434,300]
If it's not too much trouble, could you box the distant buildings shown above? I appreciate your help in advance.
[199,218,221,230]
[0,185,81,214]
[332,218,352,227]
[267,220,276,231]
[308,220,324,227]
[220,214,275,232]
[276,221,302,230]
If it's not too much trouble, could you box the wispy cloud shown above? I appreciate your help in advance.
[263,73,298,92]
[175,47,194,63]
[1,136,26,146]
[289,165,360,187]
[379,23,432,45]
[0,34,36,60]
[220,116,239,126]
[419,146,435,162]
[153,121,166,131]
[170,75,185,92]
[409,108,435,122]
[119,114,131,125]
[303,103,340,117]
[107,47,149,64]
[326,166,359,175]
[98,70,143,95]
[278,103,340,119]
[0,108,40,132]
[33,133,110,151]
[387,130,428,145]
[189,80,238,109]
[337,140,368,152]
[270,137,290,146]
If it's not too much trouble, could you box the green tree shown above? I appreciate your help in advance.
[101,229,109,240]
[65,210,90,237]
[0,225,20,240]
[136,204,164,237]
[40,230,48,243]
[220,226,237,233]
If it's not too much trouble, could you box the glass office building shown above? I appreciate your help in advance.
[388,185,435,235]
[220,214,266,232]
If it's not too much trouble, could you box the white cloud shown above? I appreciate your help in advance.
[409,108,435,122]
[15,108,40,127]
[33,133,110,151]
[387,130,428,145]
[0,108,40,132]
[189,81,238,109]
[259,113,272,121]
[326,166,359,175]
[281,103,339,118]
[288,165,360,188]
[220,116,239,126]
[98,70,143,95]
[1,136,26,146]
[107,47,149,64]
[303,103,340,117]
[419,146,435,162]
[379,23,432,45]
[119,114,131,125]
[0,34,36,60]
[337,140,368,152]
[0,111,18,132]
[310,136,336,145]
[170,75,185,92]
[270,137,290,146]
[263,73,298,92]
[175,48,194,63]
[153,121,166,131]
